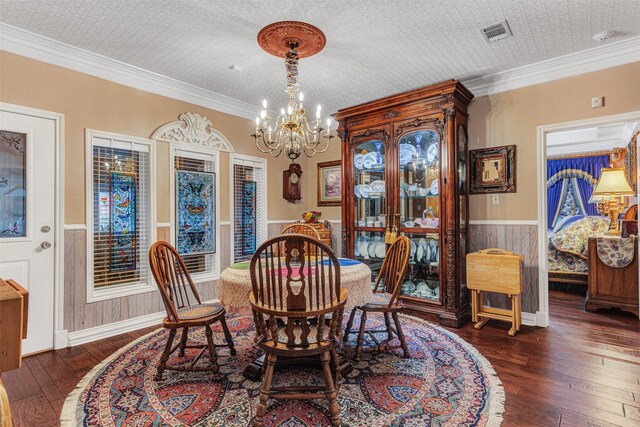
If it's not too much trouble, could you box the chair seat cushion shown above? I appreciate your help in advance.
[177,303,224,320]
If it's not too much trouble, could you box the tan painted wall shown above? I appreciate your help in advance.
[0,51,308,223]
[467,61,640,220]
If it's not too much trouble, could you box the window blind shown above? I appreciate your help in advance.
[91,139,151,288]
[233,159,265,262]
[174,154,215,275]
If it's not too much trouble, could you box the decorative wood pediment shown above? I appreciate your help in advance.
[151,112,234,152]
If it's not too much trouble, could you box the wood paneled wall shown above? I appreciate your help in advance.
[468,223,539,313]
[63,225,231,333]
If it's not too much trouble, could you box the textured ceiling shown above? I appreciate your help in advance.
[1,0,639,115]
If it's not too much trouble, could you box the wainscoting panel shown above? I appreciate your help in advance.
[468,223,539,313]
[63,226,229,333]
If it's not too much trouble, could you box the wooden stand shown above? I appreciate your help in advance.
[466,249,524,336]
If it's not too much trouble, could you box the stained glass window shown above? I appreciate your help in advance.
[91,142,151,289]
[0,130,26,238]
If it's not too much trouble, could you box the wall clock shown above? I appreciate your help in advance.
[283,162,303,202]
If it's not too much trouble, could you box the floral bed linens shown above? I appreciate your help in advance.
[597,236,637,268]
[549,216,611,260]
[548,240,588,273]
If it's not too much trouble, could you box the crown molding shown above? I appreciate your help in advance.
[0,23,260,120]
[464,35,640,97]
[2,22,639,110]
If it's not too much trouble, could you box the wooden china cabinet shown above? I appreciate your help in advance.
[334,80,473,327]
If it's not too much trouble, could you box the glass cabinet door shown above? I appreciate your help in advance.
[458,125,468,228]
[397,129,441,303]
[351,138,387,280]
[352,138,387,229]
[398,130,440,230]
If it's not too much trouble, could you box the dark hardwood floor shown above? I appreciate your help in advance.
[2,290,639,426]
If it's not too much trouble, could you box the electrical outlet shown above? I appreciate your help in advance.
[492,194,500,205]
[591,96,604,109]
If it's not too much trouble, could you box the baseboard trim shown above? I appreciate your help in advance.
[535,310,550,327]
[67,299,220,347]
[521,312,537,326]
[54,329,68,349]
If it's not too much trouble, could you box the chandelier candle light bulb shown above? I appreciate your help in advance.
[251,21,334,160]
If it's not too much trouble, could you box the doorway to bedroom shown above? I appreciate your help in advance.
[543,116,639,317]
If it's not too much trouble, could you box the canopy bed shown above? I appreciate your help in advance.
[546,154,611,286]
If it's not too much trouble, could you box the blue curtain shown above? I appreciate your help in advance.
[548,179,565,229]
[547,155,609,180]
[575,178,598,216]
[547,155,609,229]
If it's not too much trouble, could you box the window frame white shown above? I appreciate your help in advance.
[169,143,221,282]
[85,129,157,303]
[230,153,268,265]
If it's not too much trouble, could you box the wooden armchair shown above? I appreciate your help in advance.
[344,235,411,361]
[249,234,347,427]
[149,241,235,381]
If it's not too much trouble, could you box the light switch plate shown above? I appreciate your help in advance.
[591,96,604,109]
[492,194,500,205]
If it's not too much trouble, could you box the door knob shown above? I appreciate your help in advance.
[41,241,52,249]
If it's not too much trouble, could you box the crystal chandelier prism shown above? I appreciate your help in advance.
[252,21,334,161]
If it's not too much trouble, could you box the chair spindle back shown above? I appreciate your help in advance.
[374,235,411,306]
[149,241,202,321]
[250,234,343,348]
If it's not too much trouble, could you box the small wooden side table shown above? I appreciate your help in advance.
[466,248,524,336]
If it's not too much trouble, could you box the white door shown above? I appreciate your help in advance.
[0,110,56,355]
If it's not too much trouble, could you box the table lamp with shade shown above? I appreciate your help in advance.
[591,167,635,235]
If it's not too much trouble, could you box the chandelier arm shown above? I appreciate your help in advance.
[253,132,283,154]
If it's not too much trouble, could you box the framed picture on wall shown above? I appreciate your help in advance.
[317,160,342,206]
[469,145,516,194]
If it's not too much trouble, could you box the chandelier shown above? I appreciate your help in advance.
[252,21,334,161]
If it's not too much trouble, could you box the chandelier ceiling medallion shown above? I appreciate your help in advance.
[252,21,334,161]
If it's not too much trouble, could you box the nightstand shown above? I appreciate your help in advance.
[586,236,638,317]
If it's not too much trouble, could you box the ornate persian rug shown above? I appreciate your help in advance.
[61,314,504,426]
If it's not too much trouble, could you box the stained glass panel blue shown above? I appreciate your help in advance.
[176,170,216,255]
[110,172,137,272]
[0,130,26,238]
[242,181,256,255]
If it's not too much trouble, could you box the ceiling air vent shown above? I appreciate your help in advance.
[481,20,512,43]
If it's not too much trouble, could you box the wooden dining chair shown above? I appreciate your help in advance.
[344,235,411,361]
[280,223,322,240]
[149,241,236,381]
[250,234,347,427]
